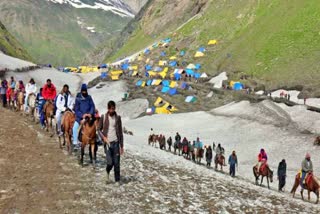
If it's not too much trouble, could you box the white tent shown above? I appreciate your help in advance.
[200,72,208,78]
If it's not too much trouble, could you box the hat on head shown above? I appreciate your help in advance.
[81,83,87,91]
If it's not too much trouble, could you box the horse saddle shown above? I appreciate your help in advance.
[260,163,268,173]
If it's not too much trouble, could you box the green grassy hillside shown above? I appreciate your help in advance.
[0,21,32,61]
[0,0,131,66]
[107,0,320,94]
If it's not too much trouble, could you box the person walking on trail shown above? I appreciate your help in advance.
[24,78,37,112]
[167,136,172,151]
[55,84,73,136]
[300,153,313,188]
[215,143,225,165]
[9,76,16,90]
[98,101,124,186]
[206,146,213,167]
[72,83,95,149]
[277,159,286,192]
[0,80,8,107]
[228,151,238,177]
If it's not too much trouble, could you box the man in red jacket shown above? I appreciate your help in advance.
[42,79,57,100]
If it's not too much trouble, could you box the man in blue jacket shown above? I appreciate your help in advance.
[72,83,95,149]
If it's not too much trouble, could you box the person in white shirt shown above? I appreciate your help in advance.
[56,84,74,136]
[24,78,37,112]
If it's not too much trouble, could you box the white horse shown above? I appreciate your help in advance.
[27,93,37,120]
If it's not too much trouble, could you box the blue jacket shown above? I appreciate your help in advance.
[228,155,238,166]
[74,93,95,123]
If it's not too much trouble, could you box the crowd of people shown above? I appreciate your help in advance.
[0,76,125,186]
[149,129,315,193]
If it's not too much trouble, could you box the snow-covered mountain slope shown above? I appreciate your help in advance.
[45,0,135,17]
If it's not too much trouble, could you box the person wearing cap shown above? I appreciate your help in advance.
[42,79,57,101]
[257,148,268,172]
[72,83,95,148]
[277,159,286,191]
[55,84,73,136]
[98,100,123,186]
[300,153,313,188]
[228,151,238,177]
[24,78,37,112]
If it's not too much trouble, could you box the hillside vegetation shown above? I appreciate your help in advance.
[106,0,320,95]
[0,21,32,62]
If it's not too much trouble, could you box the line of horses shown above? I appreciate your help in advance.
[148,134,320,204]
[7,95,100,169]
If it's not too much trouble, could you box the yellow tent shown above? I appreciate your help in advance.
[132,71,138,76]
[169,81,178,88]
[141,81,146,87]
[159,71,167,79]
[154,97,165,106]
[155,107,172,114]
[148,71,157,77]
[163,103,178,112]
[129,65,138,70]
[208,40,217,45]
[159,61,167,66]
[169,56,177,60]
[229,81,235,87]
[170,72,175,79]
[163,67,169,73]
[194,52,205,58]
[137,56,143,61]
[111,75,120,81]
[110,71,123,76]
[146,58,150,63]
[187,64,196,69]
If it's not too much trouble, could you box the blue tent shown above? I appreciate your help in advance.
[100,72,107,79]
[186,69,194,76]
[194,72,201,79]
[161,86,170,93]
[198,47,206,53]
[180,50,185,56]
[100,64,108,69]
[162,80,170,87]
[169,61,177,67]
[195,64,201,70]
[160,51,166,57]
[145,64,152,71]
[181,82,188,89]
[233,82,243,91]
[174,73,181,80]
[121,63,129,70]
[168,88,178,95]
[136,80,143,87]
[144,49,151,54]
[146,79,152,86]
[162,38,171,43]
[145,72,149,77]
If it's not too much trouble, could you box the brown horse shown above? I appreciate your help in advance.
[290,172,320,204]
[60,111,75,154]
[8,89,15,110]
[16,91,24,111]
[215,155,225,171]
[43,100,55,136]
[194,148,203,164]
[148,134,159,147]
[79,116,97,169]
[253,163,273,189]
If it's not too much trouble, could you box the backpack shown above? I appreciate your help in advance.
[53,96,58,115]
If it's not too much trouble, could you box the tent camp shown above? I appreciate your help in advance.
[198,47,206,52]
[111,75,120,81]
[180,50,186,56]
[169,56,177,60]
[208,40,217,45]
[160,51,166,57]
[154,67,162,72]
[169,81,178,88]
[161,86,170,93]
[181,82,188,89]
[168,88,178,96]
[129,65,138,70]
[154,97,165,106]
[187,64,196,69]
[159,61,167,66]
[194,72,201,79]
[200,72,208,78]
[169,61,177,67]
[185,96,197,103]
[162,80,170,87]
[145,64,152,71]
[136,80,143,87]
[186,69,194,76]
[195,64,201,70]
[100,72,108,79]
[144,49,151,54]
[152,79,162,86]
[100,64,108,69]
[155,107,171,114]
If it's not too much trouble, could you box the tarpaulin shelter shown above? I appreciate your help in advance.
[208,40,217,45]
[194,52,205,58]
[168,88,178,96]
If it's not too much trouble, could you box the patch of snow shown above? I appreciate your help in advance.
[209,72,228,88]
[206,91,214,98]
[272,89,320,108]
[0,52,35,70]
[255,90,264,95]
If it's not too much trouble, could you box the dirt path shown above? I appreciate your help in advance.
[0,109,319,213]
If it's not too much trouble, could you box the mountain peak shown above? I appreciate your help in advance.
[45,0,135,17]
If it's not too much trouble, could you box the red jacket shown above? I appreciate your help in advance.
[42,83,57,100]
[258,152,268,162]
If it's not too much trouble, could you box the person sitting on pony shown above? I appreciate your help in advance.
[257,148,268,173]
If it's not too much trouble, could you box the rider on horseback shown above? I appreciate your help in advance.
[215,144,226,166]
[257,148,268,173]
[56,84,73,136]
[72,83,95,149]
[25,78,37,112]
[300,152,313,188]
